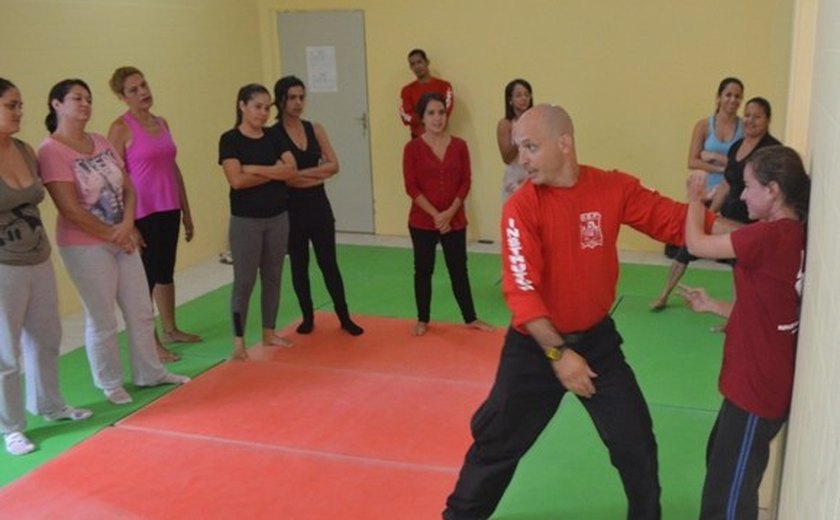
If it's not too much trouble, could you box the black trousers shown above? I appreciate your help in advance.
[288,196,349,319]
[135,209,181,292]
[444,318,661,520]
[699,399,784,520]
[409,226,476,324]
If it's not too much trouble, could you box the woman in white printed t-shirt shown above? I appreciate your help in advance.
[37,79,189,406]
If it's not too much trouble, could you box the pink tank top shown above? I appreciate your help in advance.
[122,112,181,219]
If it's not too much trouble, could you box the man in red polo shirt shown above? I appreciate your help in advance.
[443,105,715,520]
[399,49,453,139]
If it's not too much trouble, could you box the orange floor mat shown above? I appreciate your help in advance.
[0,427,458,520]
[119,360,491,466]
[249,312,503,383]
[0,315,506,519]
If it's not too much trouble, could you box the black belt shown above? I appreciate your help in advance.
[560,316,612,346]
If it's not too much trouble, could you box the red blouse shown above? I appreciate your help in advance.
[403,136,471,231]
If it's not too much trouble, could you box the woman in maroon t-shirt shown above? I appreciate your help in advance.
[680,145,810,519]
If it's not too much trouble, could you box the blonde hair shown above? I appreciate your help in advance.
[109,66,143,96]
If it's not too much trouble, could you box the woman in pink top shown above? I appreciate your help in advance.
[38,79,189,405]
[107,67,199,363]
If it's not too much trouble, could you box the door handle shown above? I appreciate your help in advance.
[355,112,368,136]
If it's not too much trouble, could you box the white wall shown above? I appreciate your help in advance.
[777,0,840,518]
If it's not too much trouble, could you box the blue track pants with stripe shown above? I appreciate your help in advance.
[700,399,785,520]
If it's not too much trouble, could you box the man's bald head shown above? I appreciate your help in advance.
[512,103,579,187]
[519,104,574,139]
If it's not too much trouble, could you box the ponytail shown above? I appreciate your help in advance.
[45,79,91,133]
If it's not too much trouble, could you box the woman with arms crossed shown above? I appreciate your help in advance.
[680,146,809,519]
[219,84,297,360]
[690,77,745,198]
[652,78,744,310]
[271,76,363,336]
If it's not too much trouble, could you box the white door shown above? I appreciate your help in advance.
[277,10,374,233]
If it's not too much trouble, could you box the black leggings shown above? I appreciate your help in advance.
[135,209,180,292]
[287,196,348,319]
[409,226,477,324]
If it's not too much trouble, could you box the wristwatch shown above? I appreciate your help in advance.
[545,345,567,362]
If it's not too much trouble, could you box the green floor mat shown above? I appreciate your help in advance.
[1,243,733,519]
[493,400,716,519]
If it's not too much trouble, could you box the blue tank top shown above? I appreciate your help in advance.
[703,114,743,190]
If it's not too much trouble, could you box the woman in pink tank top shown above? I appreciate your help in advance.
[107,67,200,363]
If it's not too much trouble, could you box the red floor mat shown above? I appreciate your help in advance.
[0,316,506,519]
[249,312,503,383]
[118,361,489,466]
[0,427,457,520]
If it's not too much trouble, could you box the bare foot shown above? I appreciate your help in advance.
[263,332,293,348]
[467,319,495,332]
[156,343,180,363]
[649,297,667,311]
[162,329,202,344]
[231,345,250,361]
[411,321,428,337]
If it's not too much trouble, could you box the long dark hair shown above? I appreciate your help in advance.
[45,79,91,133]
[273,75,305,117]
[715,77,744,113]
[0,78,16,97]
[747,145,811,222]
[504,78,533,120]
[235,83,269,127]
[717,77,744,96]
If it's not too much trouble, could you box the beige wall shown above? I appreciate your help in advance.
[778,0,840,518]
[1,0,264,314]
[3,0,795,314]
[5,1,834,515]
[258,0,793,248]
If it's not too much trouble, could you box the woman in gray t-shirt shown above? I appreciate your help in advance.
[0,78,92,456]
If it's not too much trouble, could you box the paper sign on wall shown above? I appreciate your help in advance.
[306,46,338,93]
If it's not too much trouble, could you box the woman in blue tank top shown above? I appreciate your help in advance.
[651,77,744,311]
[688,77,744,199]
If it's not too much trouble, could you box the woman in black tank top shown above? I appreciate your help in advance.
[271,76,363,336]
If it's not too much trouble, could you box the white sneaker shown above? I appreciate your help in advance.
[104,386,133,405]
[156,373,191,385]
[43,406,93,422]
[218,251,234,265]
[4,432,35,456]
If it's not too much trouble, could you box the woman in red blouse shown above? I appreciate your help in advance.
[402,92,494,337]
